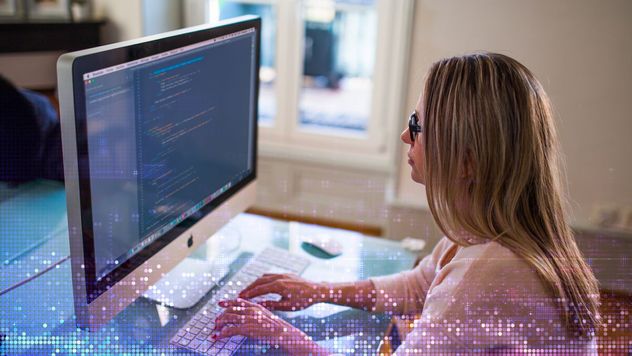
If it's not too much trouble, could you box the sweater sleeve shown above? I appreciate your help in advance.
[390,242,598,354]
[369,238,452,315]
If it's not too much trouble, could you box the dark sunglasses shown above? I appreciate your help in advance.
[408,111,423,142]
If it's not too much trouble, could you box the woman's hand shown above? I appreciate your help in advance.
[238,273,326,311]
[213,298,328,355]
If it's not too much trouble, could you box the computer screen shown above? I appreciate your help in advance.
[83,28,256,282]
[58,16,260,329]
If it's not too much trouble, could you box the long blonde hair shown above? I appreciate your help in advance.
[422,52,600,337]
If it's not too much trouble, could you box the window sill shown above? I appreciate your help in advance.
[259,140,395,174]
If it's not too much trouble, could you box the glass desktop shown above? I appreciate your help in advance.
[0,181,418,355]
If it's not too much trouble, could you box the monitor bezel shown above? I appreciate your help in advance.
[68,18,260,303]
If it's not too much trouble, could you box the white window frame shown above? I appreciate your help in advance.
[196,0,414,173]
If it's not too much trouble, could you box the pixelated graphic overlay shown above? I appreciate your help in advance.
[1,209,632,354]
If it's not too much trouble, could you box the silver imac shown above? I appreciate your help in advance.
[57,16,260,330]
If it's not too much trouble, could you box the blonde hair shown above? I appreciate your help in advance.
[422,52,600,337]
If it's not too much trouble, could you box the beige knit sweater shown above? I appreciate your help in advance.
[370,237,597,354]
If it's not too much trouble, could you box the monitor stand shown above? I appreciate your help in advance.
[142,257,229,309]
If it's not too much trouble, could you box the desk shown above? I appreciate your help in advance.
[0,181,417,355]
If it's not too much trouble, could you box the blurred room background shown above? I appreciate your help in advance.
[1,0,630,322]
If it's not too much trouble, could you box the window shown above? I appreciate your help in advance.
[206,0,414,172]
[299,0,376,135]
[213,1,278,126]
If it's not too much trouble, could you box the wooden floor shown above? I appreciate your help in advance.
[599,291,632,355]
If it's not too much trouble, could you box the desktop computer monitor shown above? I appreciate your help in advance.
[57,16,260,330]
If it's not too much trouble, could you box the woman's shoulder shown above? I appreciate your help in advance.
[461,239,538,274]
[451,238,531,268]
[429,237,550,298]
[428,237,548,297]
[421,238,593,351]
[446,238,553,302]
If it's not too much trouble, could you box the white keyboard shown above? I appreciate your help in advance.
[169,247,310,355]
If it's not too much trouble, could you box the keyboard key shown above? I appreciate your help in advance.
[200,327,212,336]
[170,248,310,355]
[207,345,222,354]
[203,309,217,317]
[198,340,213,353]
[189,338,202,349]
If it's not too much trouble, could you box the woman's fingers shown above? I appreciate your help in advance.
[214,325,244,340]
[248,273,287,288]
[214,312,247,330]
[239,274,287,297]
[259,300,297,311]
[215,301,256,329]
[260,273,289,279]
[218,298,257,308]
[214,301,276,340]
[239,281,282,299]
[215,300,260,332]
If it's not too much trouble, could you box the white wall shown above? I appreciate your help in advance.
[395,0,632,229]
[142,0,183,36]
[94,0,184,41]
[0,52,61,89]
[93,0,143,43]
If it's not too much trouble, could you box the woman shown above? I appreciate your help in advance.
[212,53,600,354]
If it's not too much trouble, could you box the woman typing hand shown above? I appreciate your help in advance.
[213,277,377,355]
[212,298,328,355]
[237,273,377,312]
[237,273,324,311]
